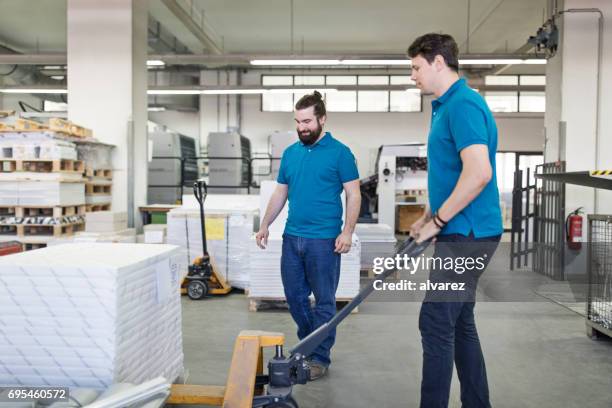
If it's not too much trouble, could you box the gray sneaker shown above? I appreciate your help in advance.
[307,361,328,381]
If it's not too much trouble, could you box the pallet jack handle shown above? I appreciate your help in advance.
[194,179,208,256]
[289,236,430,359]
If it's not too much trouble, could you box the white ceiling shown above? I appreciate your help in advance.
[0,0,548,55]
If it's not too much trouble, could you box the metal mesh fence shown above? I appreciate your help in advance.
[587,215,612,331]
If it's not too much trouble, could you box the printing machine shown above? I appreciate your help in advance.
[207,132,252,194]
[360,144,428,232]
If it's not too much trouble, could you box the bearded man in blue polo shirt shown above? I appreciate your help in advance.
[256,91,361,381]
[408,34,503,408]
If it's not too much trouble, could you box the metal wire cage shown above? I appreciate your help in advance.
[587,215,612,338]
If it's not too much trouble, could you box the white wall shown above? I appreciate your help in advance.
[199,70,545,178]
[148,110,200,143]
[545,0,612,215]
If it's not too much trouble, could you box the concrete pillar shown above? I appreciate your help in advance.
[67,0,148,228]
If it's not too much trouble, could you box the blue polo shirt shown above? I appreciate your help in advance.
[277,132,359,239]
[428,78,503,238]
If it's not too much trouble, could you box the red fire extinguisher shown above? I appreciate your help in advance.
[565,207,583,250]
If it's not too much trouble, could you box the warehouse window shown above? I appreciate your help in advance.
[483,75,545,113]
[262,76,293,112]
[390,76,421,112]
[293,75,325,105]
[261,75,422,113]
[357,76,389,112]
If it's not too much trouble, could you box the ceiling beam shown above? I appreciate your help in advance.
[160,0,222,54]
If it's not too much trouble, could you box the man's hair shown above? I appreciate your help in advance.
[407,33,459,72]
[295,91,326,119]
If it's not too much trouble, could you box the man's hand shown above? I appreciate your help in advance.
[409,215,428,239]
[335,231,352,253]
[255,226,269,249]
[415,220,441,244]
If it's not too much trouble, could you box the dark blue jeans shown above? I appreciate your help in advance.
[280,233,341,367]
[419,233,500,408]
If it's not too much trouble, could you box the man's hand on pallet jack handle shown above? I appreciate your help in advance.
[410,207,440,244]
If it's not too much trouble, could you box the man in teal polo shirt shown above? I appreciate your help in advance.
[256,91,361,381]
[408,33,503,407]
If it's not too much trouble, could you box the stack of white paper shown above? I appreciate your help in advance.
[166,207,255,289]
[248,233,361,299]
[355,223,397,270]
[47,229,137,246]
[0,243,184,389]
[86,211,128,233]
[144,224,167,244]
[0,181,85,206]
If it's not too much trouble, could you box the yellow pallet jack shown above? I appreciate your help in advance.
[169,237,430,407]
[180,180,232,300]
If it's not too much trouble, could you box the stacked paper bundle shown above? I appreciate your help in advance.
[47,228,137,246]
[248,233,361,299]
[85,211,127,233]
[0,243,184,389]
[355,223,397,270]
[166,206,255,289]
[0,181,85,206]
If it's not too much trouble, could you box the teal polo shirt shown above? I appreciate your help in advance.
[277,132,359,239]
[428,78,503,238]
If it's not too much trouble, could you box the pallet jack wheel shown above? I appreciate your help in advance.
[187,280,209,300]
[264,396,299,408]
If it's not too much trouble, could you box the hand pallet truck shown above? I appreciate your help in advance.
[169,236,430,407]
[181,179,232,300]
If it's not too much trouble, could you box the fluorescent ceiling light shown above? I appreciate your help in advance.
[203,89,267,95]
[0,88,67,94]
[147,90,201,95]
[50,75,65,80]
[148,106,166,112]
[341,60,411,66]
[147,59,165,66]
[266,88,338,94]
[251,59,341,66]
[42,65,63,70]
[459,59,546,65]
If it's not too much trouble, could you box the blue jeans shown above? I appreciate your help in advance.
[419,233,500,408]
[281,233,341,367]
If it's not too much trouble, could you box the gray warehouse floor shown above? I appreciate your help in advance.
[180,248,612,408]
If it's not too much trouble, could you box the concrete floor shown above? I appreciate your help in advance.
[180,248,612,408]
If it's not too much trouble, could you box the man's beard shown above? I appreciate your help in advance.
[298,121,323,145]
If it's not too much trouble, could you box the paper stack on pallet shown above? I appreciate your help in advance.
[355,223,397,270]
[167,207,254,289]
[167,194,259,289]
[144,224,167,244]
[248,233,361,299]
[0,243,184,389]
[85,211,127,233]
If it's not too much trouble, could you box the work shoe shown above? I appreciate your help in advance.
[307,361,328,381]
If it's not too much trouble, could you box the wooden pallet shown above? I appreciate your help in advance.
[48,118,93,138]
[0,159,85,173]
[22,242,47,251]
[17,222,85,237]
[85,183,112,195]
[0,206,17,217]
[16,205,87,218]
[85,168,113,180]
[86,203,111,212]
[0,225,18,236]
[248,297,358,314]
